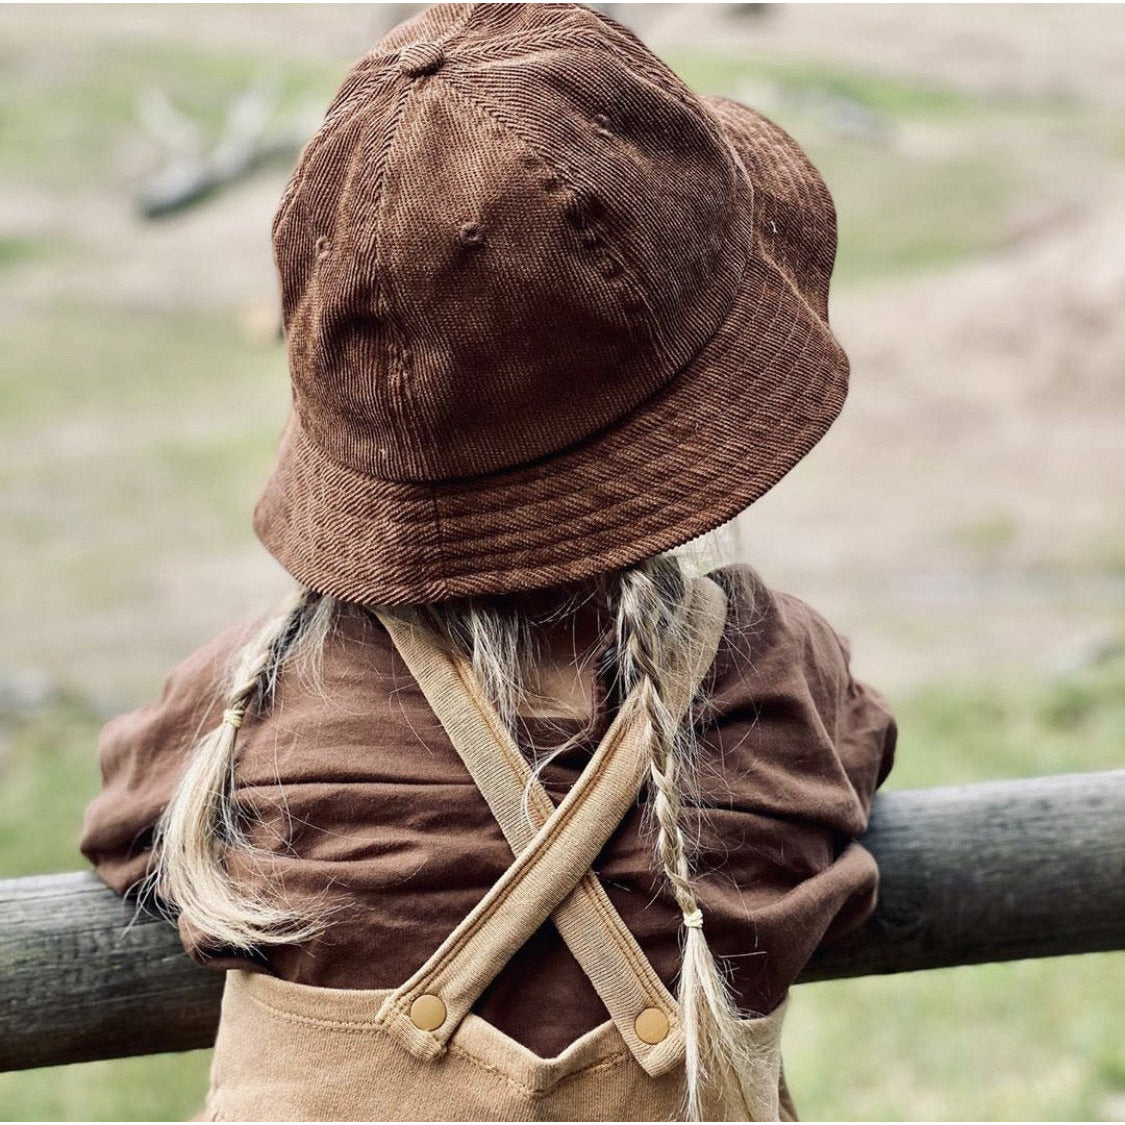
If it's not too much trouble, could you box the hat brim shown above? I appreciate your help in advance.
[253,97,848,606]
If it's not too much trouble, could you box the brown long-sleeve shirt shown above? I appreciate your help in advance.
[81,566,895,1061]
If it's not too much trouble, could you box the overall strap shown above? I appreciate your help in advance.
[374,576,727,1072]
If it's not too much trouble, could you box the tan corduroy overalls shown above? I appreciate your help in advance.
[202,579,786,1122]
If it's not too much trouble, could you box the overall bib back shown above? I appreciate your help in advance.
[202,578,786,1121]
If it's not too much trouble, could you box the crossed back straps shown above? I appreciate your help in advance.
[374,576,727,1076]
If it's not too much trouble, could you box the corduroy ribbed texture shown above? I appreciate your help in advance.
[254,2,848,604]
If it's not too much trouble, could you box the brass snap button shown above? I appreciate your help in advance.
[409,993,447,1031]
[634,1006,670,1045]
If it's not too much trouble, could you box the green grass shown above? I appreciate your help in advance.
[0,697,103,879]
[0,235,55,270]
[0,302,293,711]
[671,51,983,119]
[0,38,338,190]
[885,658,1125,790]
[828,146,1014,282]
[1,654,1121,1119]
[0,1053,213,1123]
[787,953,1125,1121]
[0,304,283,428]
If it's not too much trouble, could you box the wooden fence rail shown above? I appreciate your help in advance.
[2,769,1123,1073]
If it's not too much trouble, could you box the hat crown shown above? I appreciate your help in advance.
[273,3,753,484]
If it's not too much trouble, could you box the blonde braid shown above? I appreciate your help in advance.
[617,558,753,1121]
[152,587,335,951]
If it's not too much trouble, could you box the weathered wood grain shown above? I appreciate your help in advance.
[802,769,1125,980]
[0,872,223,1071]
[2,770,1123,1071]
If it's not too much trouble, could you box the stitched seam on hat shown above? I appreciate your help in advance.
[360,0,476,463]
[707,98,836,331]
[594,15,723,144]
[359,48,400,67]
[430,485,449,601]
[457,1,510,39]
[272,69,396,240]
[455,0,590,50]
[432,72,664,357]
[368,80,425,467]
[378,0,474,56]
[578,15,749,302]
[453,24,606,63]
[425,1,475,54]
[433,71,648,296]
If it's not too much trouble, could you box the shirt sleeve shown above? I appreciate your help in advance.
[79,620,256,897]
[705,567,898,962]
[836,670,897,817]
[816,632,897,945]
[772,588,897,827]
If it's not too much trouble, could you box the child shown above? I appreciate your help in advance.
[81,4,895,1121]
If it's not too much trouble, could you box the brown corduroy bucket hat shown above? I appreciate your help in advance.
[254,2,848,606]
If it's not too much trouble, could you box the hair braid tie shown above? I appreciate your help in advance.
[222,707,246,729]
[682,908,705,930]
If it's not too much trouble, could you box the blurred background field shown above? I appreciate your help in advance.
[1,3,1122,1120]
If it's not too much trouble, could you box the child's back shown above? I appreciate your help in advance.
[83,566,893,1119]
[81,5,895,1119]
